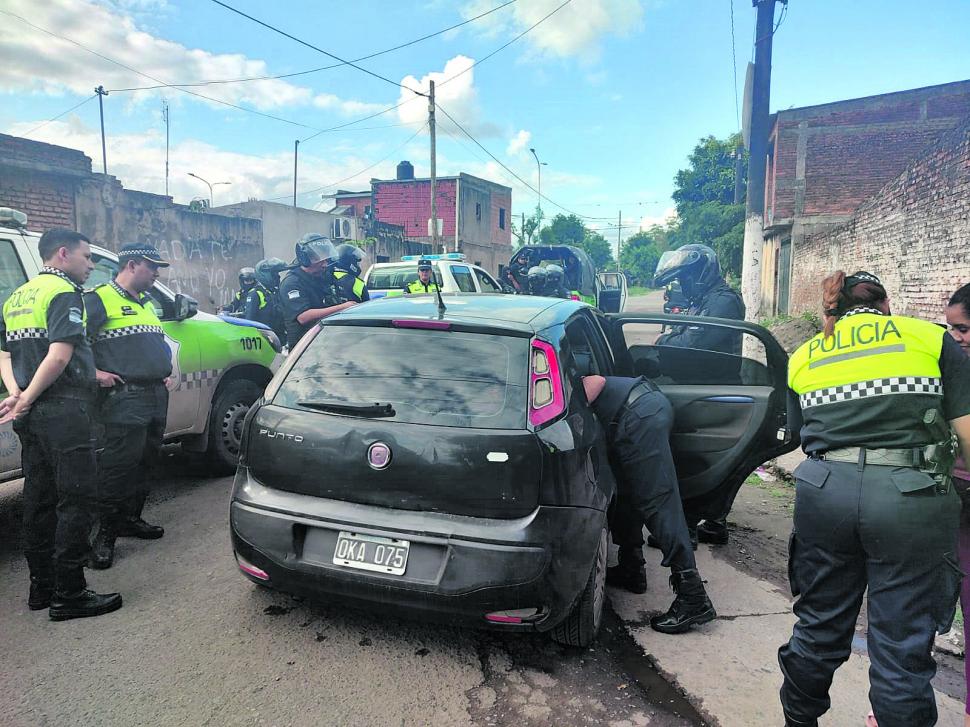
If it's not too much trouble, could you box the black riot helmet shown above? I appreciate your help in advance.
[526,265,548,295]
[653,244,721,299]
[238,267,256,288]
[255,257,288,291]
[543,264,567,297]
[334,244,367,277]
[294,233,338,268]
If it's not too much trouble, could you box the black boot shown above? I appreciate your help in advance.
[116,516,164,540]
[697,518,729,545]
[649,569,716,634]
[606,548,647,594]
[647,528,698,551]
[89,524,117,570]
[28,576,54,610]
[49,589,123,621]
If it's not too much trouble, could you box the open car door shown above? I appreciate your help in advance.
[597,311,800,522]
[596,271,627,313]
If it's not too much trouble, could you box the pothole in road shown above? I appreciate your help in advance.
[467,605,709,726]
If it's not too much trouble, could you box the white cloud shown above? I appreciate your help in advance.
[0,0,375,115]
[506,129,532,156]
[461,0,643,61]
[638,207,678,230]
[396,55,499,137]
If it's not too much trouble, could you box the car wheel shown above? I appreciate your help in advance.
[207,379,263,475]
[550,524,608,648]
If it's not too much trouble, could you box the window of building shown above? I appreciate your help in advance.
[475,203,482,221]
[499,208,506,230]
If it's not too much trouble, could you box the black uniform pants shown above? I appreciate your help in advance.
[779,458,962,727]
[15,397,98,594]
[607,389,697,573]
[97,382,168,523]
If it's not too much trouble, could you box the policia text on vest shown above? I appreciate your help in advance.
[805,317,902,360]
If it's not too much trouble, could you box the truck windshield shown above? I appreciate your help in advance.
[274,325,529,429]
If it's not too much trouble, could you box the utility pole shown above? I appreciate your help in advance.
[617,211,622,271]
[522,212,526,246]
[740,0,781,322]
[162,100,170,197]
[429,80,438,254]
[95,85,108,174]
[293,140,299,208]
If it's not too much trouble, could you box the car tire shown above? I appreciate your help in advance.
[207,379,263,475]
[550,524,608,648]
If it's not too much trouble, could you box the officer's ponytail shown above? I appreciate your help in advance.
[821,269,888,338]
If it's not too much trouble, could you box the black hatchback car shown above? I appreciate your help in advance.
[230,294,796,646]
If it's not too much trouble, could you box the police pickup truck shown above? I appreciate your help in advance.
[363,253,508,297]
[0,208,282,479]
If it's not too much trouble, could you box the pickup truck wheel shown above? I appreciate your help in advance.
[550,524,608,648]
[207,380,263,475]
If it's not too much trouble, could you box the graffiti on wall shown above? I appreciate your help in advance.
[151,236,263,312]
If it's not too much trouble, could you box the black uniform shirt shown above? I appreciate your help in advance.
[84,281,172,381]
[0,268,96,399]
[279,267,336,348]
[590,376,644,426]
[656,280,745,354]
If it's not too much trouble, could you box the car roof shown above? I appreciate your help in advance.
[328,293,586,334]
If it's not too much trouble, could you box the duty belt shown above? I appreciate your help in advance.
[814,446,925,467]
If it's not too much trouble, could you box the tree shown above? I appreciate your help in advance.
[579,231,614,271]
[538,214,615,271]
[620,228,665,286]
[511,207,542,248]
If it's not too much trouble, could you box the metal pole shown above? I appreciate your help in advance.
[429,81,438,254]
[530,148,542,219]
[95,85,108,174]
[163,101,170,196]
[293,139,299,208]
[617,211,622,271]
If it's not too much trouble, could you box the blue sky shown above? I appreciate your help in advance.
[2,0,969,249]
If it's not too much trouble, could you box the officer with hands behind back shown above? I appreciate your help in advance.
[85,244,172,570]
[404,259,441,294]
[0,228,122,621]
[332,244,370,304]
[778,270,970,727]
[279,234,356,350]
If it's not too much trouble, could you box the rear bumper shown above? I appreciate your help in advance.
[229,467,605,631]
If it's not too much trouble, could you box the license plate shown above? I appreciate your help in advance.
[332,531,410,576]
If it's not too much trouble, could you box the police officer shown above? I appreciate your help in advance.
[279,234,356,349]
[779,270,970,727]
[0,228,122,620]
[506,250,533,292]
[525,265,548,296]
[653,243,746,546]
[254,257,289,341]
[85,244,173,569]
[404,259,441,294]
[225,267,258,316]
[543,264,570,299]
[583,374,716,633]
[332,244,370,304]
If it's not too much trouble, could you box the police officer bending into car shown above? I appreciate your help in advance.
[583,374,717,634]
[279,234,357,350]
[332,244,370,304]
[779,270,970,727]
[404,259,441,294]
[86,244,172,570]
[0,228,122,620]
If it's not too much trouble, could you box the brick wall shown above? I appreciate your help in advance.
[334,193,372,217]
[788,118,970,322]
[373,178,458,238]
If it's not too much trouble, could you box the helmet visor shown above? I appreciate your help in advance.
[653,248,700,286]
[301,237,338,265]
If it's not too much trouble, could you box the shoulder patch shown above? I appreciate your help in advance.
[287,289,301,299]
[68,307,83,324]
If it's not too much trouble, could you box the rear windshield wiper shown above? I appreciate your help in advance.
[298,401,396,417]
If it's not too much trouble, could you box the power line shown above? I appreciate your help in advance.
[730,0,741,131]
[20,94,97,137]
[0,9,326,132]
[110,1,517,93]
[269,122,429,202]
[209,0,425,96]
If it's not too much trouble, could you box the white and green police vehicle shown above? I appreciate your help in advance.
[363,253,508,297]
[0,208,283,480]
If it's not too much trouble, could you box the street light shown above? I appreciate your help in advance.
[529,147,547,219]
[187,172,232,208]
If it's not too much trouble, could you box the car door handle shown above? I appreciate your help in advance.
[700,395,754,404]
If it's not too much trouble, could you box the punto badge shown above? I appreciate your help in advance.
[367,442,392,470]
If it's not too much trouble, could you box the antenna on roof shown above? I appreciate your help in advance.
[435,284,447,319]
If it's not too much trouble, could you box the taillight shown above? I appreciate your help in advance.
[529,339,565,427]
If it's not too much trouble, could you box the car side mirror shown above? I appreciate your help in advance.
[174,293,198,321]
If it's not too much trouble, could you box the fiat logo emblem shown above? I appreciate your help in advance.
[367,442,392,470]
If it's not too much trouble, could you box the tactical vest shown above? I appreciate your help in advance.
[235,287,266,309]
[789,310,946,452]
[92,283,164,341]
[406,279,440,294]
[3,271,85,338]
[334,270,366,301]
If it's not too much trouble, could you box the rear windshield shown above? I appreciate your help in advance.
[274,325,529,429]
[367,266,442,290]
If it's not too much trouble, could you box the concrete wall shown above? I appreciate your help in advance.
[787,117,970,322]
[76,177,263,312]
[212,200,340,262]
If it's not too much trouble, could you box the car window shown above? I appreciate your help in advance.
[451,265,476,293]
[88,253,166,317]
[367,267,442,289]
[619,321,770,386]
[564,317,606,377]
[0,238,28,307]
[274,326,529,429]
[474,268,503,293]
